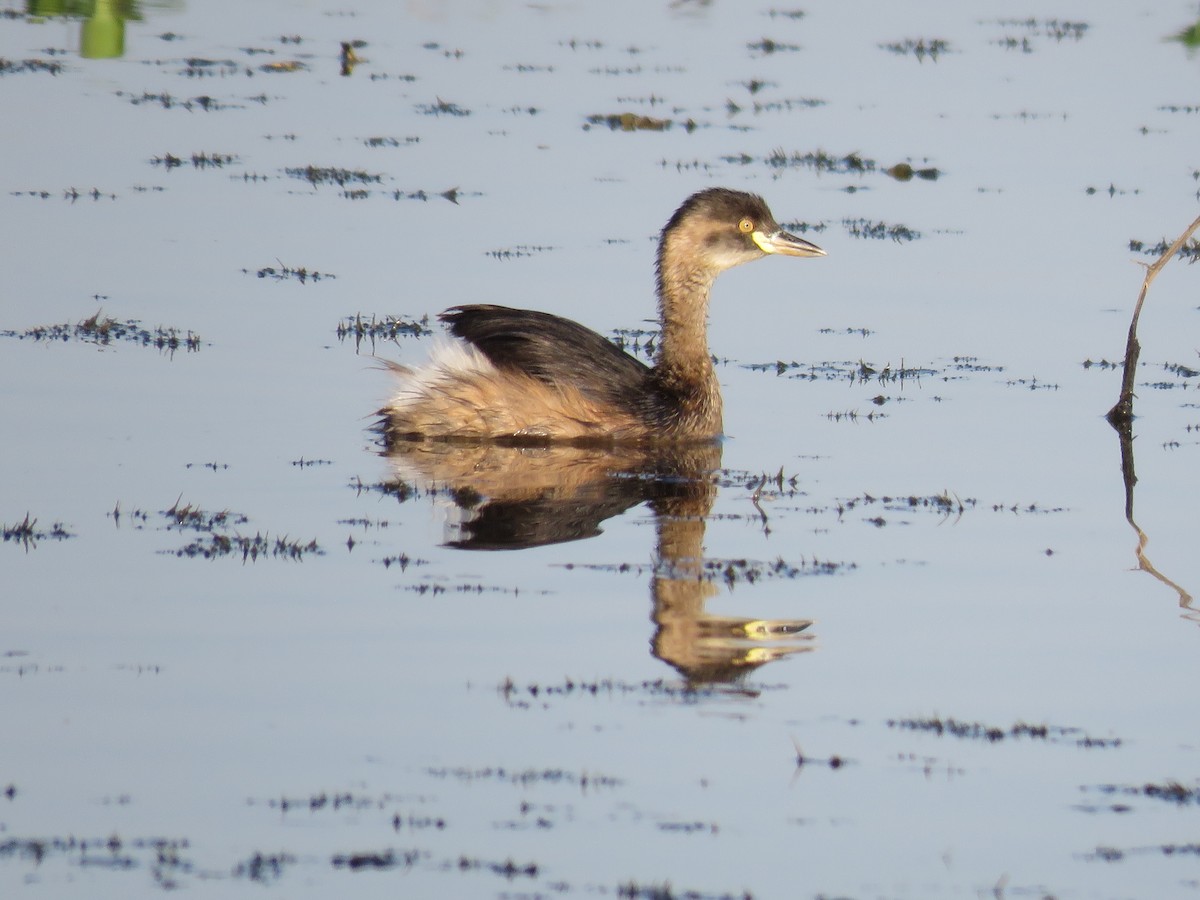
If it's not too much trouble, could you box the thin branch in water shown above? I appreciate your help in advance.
[1107,213,1200,426]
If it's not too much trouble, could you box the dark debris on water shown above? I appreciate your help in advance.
[2,513,73,548]
[888,716,1121,748]
[0,57,64,76]
[500,674,789,708]
[113,498,321,562]
[585,112,691,132]
[336,314,432,350]
[1128,236,1200,262]
[0,313,201,353]
[116,90,233,111]
[879,38,950,60]
[150,151,238,170]
[1085,780,1200,806]
[843,218,921,241]
[285,165,381,187]
[988,17,1089,54]
[247,262,335,283]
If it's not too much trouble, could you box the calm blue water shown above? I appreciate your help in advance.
[3,1,1200,897]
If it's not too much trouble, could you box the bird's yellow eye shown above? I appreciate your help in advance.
[738,218,755,233]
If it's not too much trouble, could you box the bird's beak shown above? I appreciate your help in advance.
[753,229,826,258]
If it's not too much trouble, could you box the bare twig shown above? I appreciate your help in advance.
[1106,213,1200,426]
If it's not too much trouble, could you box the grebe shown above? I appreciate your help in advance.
[381,188,825,444]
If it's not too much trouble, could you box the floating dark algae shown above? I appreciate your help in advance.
[233,851,296,884]
[836,492,974,517]
[246,262,336,283]
[451,855,539,879]
[486,244,556,260]
[361,135,420,148]
[498,675,788,709]
[290,457,332,468]
[336,313,432,346]
[558,555,851,583]
[885,162,941,181]
[879,37,951,60]
[736,78,776,94]
[174,57,239,77]
[0,57,64,76]
[0,835,192,882]
[1083,843,1200,864]
[842,218,921,242]
[584,112,687,132]
[1081,358,1123,371]
[11,186,117,201]
[376,552,428,571]
[824,408,886,423]
[951,355,1005,373]
[705,556,848,584]
[1083,780,1200,807]
[747,36,801,55]
[558,37,605,51]
[253,788,436,816]
[733,96,826,115]
[0,313,201,353]
[888,716,1121,748]
[415,97,469,116]
[331,848,421,871]
[617,880,755,900]
[421,41,464,59]
[150,151,238,169]
[986,17,1089,52]
[158,498,249,533]
[744,357,936,385]
[115,90,233,111]
[777,218,828,238]
[389,187,472,203]
[367,71,417,82]
[723,147,876,176]
[1161,360,1200,378]
[167,531,321,561]
[817,325,873,337]
[989,109,1068,122]
[1084,183,1139,196]
[502,62,555,73]
[285,165,381,187]
[347,476,485,516]
[329,846,541,884]
[118,498,321,561]
[349,475,422,504]
[1128,236,1200,262]
[988,501,1067,514]
[2,513,73,548]
[1004,375,1059,391]
[424,764,622,790]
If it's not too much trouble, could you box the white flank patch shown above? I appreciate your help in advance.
[389,340,498,406]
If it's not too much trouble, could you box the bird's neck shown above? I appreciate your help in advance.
[656,240,716,372]
[654,240,722,433]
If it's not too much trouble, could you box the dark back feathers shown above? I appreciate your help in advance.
[441,304,651,409]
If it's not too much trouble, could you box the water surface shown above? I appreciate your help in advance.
[3,1,1200,897]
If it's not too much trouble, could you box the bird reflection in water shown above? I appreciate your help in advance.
[383,441,814,687]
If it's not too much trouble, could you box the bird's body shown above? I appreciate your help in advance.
[381,188,825,445]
